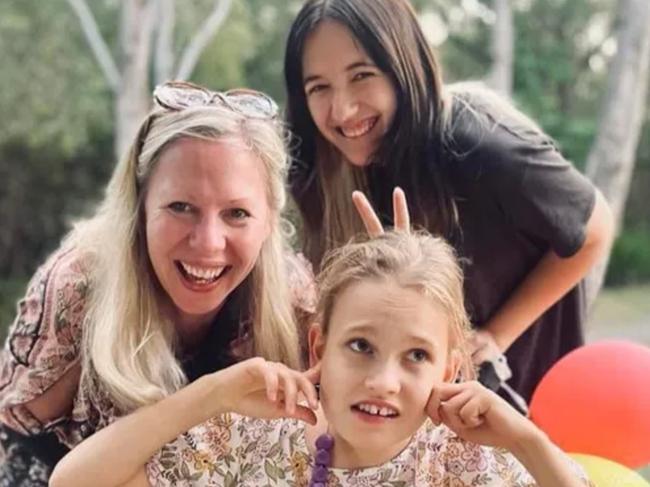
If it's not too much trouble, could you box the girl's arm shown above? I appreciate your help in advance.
[50,359,319,487]
[428,381,588,486]
[476,190,613,356]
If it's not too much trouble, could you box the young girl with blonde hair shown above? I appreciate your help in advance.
[51,231,591,486]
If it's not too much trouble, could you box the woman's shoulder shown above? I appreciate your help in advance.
[0,246,94,436]
[284,250,317,315]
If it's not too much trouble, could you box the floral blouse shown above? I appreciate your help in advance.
[0,246,317,450]
[146,415,591,486]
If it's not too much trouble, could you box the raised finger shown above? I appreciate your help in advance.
[426,386,443,425]
[278,369,298,415]
[259,362,279,403]
[392,187,410,232]
[296,373,319,410]
[352,191,384,237]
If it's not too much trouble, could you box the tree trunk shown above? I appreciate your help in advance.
[487,0,514,97]
[115,0,156,159]
[584,0,650,309]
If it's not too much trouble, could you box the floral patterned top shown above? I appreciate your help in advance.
[0,246,317,449]
[146,415,591,486]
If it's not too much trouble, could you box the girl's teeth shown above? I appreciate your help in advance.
[357,403,397,417]
[341,118,376,138]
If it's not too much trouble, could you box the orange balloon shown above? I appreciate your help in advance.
[530,340,650,469]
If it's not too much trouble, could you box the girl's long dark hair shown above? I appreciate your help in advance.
[285,0,458,267]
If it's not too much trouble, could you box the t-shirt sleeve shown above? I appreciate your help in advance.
[454,109,596,258]
[0,249,89,436]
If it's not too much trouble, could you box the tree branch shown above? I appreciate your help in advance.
[175,0,233,80]
[65,0,121,92]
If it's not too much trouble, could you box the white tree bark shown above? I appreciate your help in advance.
[155,0,175,84]
[487,0,513,97]
[115,0,157,158]
[65,0,121,91]
[176,0,233,80]
[67,0,234,158]
[584,0,650,308]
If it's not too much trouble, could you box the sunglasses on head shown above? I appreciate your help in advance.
[153,81,278,120]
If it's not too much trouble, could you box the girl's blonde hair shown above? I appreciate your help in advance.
[316,231,475,380]
[66,104,300,413]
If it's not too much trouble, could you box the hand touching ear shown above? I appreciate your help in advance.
[352,187,411,236]
[218,358,321,425]
[426,381,536,451]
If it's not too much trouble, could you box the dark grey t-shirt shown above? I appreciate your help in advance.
[445,105,596,402]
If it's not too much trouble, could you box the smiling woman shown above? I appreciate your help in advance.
[0,81,316,485]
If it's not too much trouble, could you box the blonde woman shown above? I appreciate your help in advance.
[0,82,315,485]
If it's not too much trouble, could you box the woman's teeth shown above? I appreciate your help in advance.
[179,262,226,283]
[340,117,377,138]
[355,403,398,417]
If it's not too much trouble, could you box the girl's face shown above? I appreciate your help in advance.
[144,137,271,335]
[302,20,397,167]
[312,278,457,468]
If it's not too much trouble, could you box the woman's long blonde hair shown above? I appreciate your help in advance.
[66,104,300,413]
[316,231,475,380]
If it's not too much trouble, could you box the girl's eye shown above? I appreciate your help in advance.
[348,338,372,354]
[306,84,328,96]
[168,202,193,214]
[352,71,374,82]
[225,208,251,221]
[406,349,429,363]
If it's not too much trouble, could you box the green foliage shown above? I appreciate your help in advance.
[606,228,650,286]
[0,278,27,342]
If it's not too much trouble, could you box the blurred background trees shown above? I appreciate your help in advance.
[1,0,649,329]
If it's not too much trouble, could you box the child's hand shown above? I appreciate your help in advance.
[216,358,320,425]
[426,381,538,451]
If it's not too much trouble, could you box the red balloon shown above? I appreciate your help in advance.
[530,340,650,469]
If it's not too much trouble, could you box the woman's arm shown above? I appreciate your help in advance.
[50,358,319,487]
[476,190,614,355]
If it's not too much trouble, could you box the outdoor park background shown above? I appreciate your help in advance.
[0,0,649,480]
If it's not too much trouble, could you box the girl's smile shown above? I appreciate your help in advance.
[302,20,397,167]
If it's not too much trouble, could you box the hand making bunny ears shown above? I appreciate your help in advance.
[352,187,411,236]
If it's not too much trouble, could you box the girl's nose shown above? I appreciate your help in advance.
[364,362,402,395]
[330,89,359,124]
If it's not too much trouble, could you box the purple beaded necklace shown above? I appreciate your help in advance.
[309,433,334,487]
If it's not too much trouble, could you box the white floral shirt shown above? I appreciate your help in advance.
[146,414,591,486]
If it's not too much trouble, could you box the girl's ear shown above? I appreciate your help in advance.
[308,323,326,368]
[444,349,462,383]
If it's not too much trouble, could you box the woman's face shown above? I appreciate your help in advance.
[144,137,271,333]
[302,20,397,167]
[312,278,456,468]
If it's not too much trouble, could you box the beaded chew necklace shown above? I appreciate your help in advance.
[309,433,334,486]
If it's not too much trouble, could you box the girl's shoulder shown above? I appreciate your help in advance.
[415,421,538,485]
[443,82,559,176]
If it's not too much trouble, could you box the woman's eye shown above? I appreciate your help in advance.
[226,208,251,221]
[168,202,193,214]
[348,338,372,354]
[406,349,429,363]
